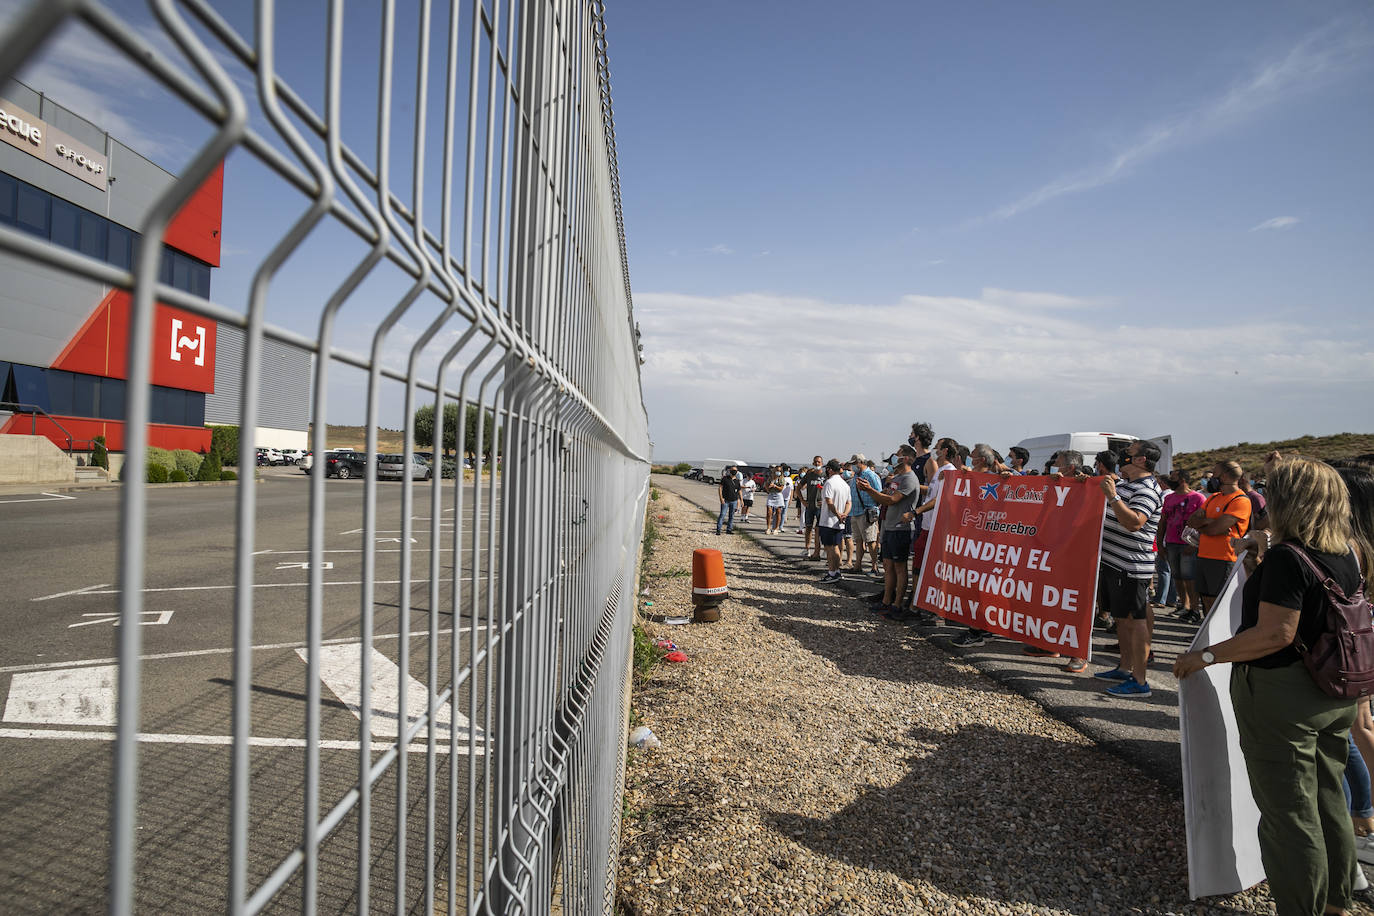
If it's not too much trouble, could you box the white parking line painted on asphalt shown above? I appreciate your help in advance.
[0,492,78,504]
[0,728,465,754]
[0,627,470,675]
[3,665,117,725]
[305,645,484,745]
[30,577,475,601]
[30,584,111,602]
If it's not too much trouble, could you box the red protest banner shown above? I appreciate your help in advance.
[914,470,1106,658]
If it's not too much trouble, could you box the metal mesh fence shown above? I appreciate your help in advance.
[0,0,649,912]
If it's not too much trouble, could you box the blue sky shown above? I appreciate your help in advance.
[609,2,1374,461]
[2,1,1372,462]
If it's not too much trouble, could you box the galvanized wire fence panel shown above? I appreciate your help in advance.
[0,0,649,913]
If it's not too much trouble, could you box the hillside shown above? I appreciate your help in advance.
[312,425,408,453]
[1172,432,1374,480]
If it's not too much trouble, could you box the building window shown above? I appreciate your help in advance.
[0,173,15,223]
[79,210,106,261]
[108,225,132,270]
[11,364,50,411]
[16,183,49,237]
[99,377,126,421]
[50,198,79,249]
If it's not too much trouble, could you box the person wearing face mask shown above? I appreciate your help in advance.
[1187,460,1253,618]
[848,454,881,574]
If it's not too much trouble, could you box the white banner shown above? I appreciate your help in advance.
[1179,554,1266,899]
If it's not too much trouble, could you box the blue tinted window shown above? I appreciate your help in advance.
[193,263,210,298]
[99,378,125,421]
[0,173,16,224]
[12,365,50,411]
[185,392,205,427]
[79,211,106,261]
[50,198,79,249]
[172,252,193,292]
[159,250,173,285]
[72,374,97,418]
[16,184,48,236]
[46,370,75,415]
[108,225,132,270]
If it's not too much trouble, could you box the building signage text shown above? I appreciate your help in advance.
[0,98,109,192]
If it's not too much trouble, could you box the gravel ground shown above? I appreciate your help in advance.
[617,481,1371,916]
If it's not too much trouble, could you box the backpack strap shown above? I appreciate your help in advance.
[1282,542,1362,604]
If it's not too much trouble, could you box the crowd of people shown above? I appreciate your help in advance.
[704,422,1374,916]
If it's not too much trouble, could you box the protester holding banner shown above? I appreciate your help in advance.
[1091,439,1165,698]
[1174,457,1362,916]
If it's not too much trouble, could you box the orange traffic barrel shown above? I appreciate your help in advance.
[692,548,727,622]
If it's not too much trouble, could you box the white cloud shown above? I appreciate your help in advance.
[705,243,734,255]
[981,287,1100,310]
[1250,216,1300,231]
[977,22,1373,225]
[636,289,1374,461]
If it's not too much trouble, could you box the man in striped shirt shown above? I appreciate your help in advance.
[1093,439,1165,698]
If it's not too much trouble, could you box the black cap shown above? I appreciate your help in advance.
[825,458,842,471]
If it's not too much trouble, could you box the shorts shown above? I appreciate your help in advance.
[818,526,844,547]
[1195,557,1234,598]
[880,529,913,561]
[742,498,753,507]
[850,513,876,544]
[843,517,852,538]
[1165,542,1197,582]
[804,507,819,529]
[1097,563,1149,620]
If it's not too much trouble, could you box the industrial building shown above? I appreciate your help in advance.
[0,80,310,481]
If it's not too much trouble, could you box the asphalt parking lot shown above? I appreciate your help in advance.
[0,470,500,913]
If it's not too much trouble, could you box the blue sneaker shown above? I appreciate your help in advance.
[1106,677,1152,698]
[1093,667,1131,681]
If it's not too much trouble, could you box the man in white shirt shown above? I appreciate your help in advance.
[817,459,851,583]
[739,473,758,523]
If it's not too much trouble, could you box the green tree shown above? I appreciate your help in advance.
[196,448,223,481]
[413,403,460,457]
[464,405,497,459]
[91,435,109,470]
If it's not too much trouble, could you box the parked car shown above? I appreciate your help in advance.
[279,448,306,463]
[256,447,284,467]
[376,453,433,481]
[326,452,367,479]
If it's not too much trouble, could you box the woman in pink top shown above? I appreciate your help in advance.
[1160,468,1207,622]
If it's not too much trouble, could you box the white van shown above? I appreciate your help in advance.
[1014,433,1172,475]
[698,458,746,484]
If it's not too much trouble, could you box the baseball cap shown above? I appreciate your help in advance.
[825,458,842,471]
[850,453,866,464]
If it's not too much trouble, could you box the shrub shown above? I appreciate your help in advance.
[220,469,238,481]
[146,446,177,472]
[196,449,223,481]
[146,462,169,484]
[168,469,189,483]
[671,462,691,474]
[210,425,239,466]
[91,435,109,470]
[172,449,201,478]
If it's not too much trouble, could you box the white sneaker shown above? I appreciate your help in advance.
[1357,833,1374,866]
[1355,862,1369,891]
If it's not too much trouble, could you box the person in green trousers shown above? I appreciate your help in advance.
[1176,455,1363,916]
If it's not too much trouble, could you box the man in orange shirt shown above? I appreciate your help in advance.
[1185,459,1252,616]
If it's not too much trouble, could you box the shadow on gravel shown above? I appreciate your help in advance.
[766,722,1254,915]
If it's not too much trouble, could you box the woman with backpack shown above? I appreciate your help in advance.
[1175,456,1367,916]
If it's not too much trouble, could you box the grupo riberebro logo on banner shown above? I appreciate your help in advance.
[915,469,1106,658]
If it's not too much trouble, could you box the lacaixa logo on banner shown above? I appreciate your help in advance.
[915,469,1106,658]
